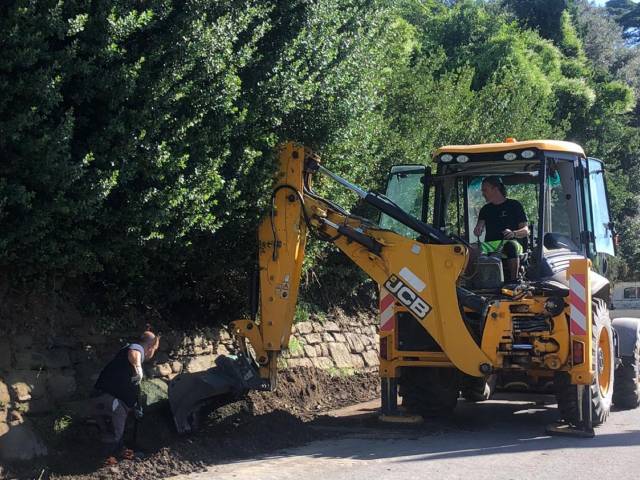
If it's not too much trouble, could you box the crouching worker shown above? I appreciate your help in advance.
[91,330,159,465]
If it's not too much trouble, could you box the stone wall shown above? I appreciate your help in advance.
[0,311,379,461]
[282,318,379,372]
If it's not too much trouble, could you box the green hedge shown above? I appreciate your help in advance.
[1,0,639,324]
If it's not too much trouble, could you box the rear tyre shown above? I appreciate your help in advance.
[555,299,614,426]
[613,336,640,409]
[400,367,459,415]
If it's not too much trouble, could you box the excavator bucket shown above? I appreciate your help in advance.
[169,366,237,434]
[168,354,267,434]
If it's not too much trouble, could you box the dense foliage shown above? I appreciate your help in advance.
[1,0,640,324]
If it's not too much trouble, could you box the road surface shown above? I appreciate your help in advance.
[169,394,640,480]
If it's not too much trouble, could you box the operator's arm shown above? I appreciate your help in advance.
[502,200,529,240]
[128,349,143,385]
[473,219,485,238]
[474,204,488,237]
[503,222,529,240]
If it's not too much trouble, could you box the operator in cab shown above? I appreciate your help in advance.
[473,176,529,281]
[92,330,160,465]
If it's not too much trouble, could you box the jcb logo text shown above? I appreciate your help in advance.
[384,275,431,319]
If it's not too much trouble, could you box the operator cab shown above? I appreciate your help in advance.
[380,139,616,292]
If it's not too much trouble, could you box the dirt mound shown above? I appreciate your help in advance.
[250,368,380,418]
[3,369,379,480]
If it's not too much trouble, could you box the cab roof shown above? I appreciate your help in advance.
[434,139,585,157]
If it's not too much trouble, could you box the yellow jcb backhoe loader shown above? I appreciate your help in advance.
[168,140,640,437]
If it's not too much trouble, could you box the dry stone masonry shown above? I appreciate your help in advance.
[0,310,379,462]
[281,317,379,372]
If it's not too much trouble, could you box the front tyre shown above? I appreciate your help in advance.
[592,299,615,423]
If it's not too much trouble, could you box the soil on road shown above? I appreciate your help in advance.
[3,368,380,480]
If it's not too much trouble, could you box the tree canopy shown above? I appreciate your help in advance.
[1,0,639,323]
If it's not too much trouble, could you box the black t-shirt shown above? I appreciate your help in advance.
[95,344,142,408]
[478,199,527,242]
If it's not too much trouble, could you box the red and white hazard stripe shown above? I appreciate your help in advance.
[569,273,587,336]
[380,288,395,332]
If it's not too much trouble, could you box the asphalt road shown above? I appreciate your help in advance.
[170,394,640,480]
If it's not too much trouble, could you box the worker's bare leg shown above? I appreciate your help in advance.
[504,258,519,282]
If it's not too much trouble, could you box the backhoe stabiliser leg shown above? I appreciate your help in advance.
[546,385,595,438]
[379,377,422,423]
[381,378,398,415]
[580,383,595,435]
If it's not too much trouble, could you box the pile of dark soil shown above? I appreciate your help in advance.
[2,369,379,480]
[249,367,380,418]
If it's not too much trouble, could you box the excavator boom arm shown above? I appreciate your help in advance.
[230,143,493,389]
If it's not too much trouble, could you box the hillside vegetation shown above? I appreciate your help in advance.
[2,0,640,325]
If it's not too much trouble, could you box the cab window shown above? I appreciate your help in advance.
[587,158,615,256]
[379,165,426,239]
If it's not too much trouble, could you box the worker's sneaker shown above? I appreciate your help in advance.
[120,448,135,461]
[103,456,118,467]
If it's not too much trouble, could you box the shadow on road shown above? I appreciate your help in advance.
[299,396,640,464]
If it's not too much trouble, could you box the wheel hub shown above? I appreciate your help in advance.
[596,326,612,396]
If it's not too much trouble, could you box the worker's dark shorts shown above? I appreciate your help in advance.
[90,392,130,446]
[501,240,521,259]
